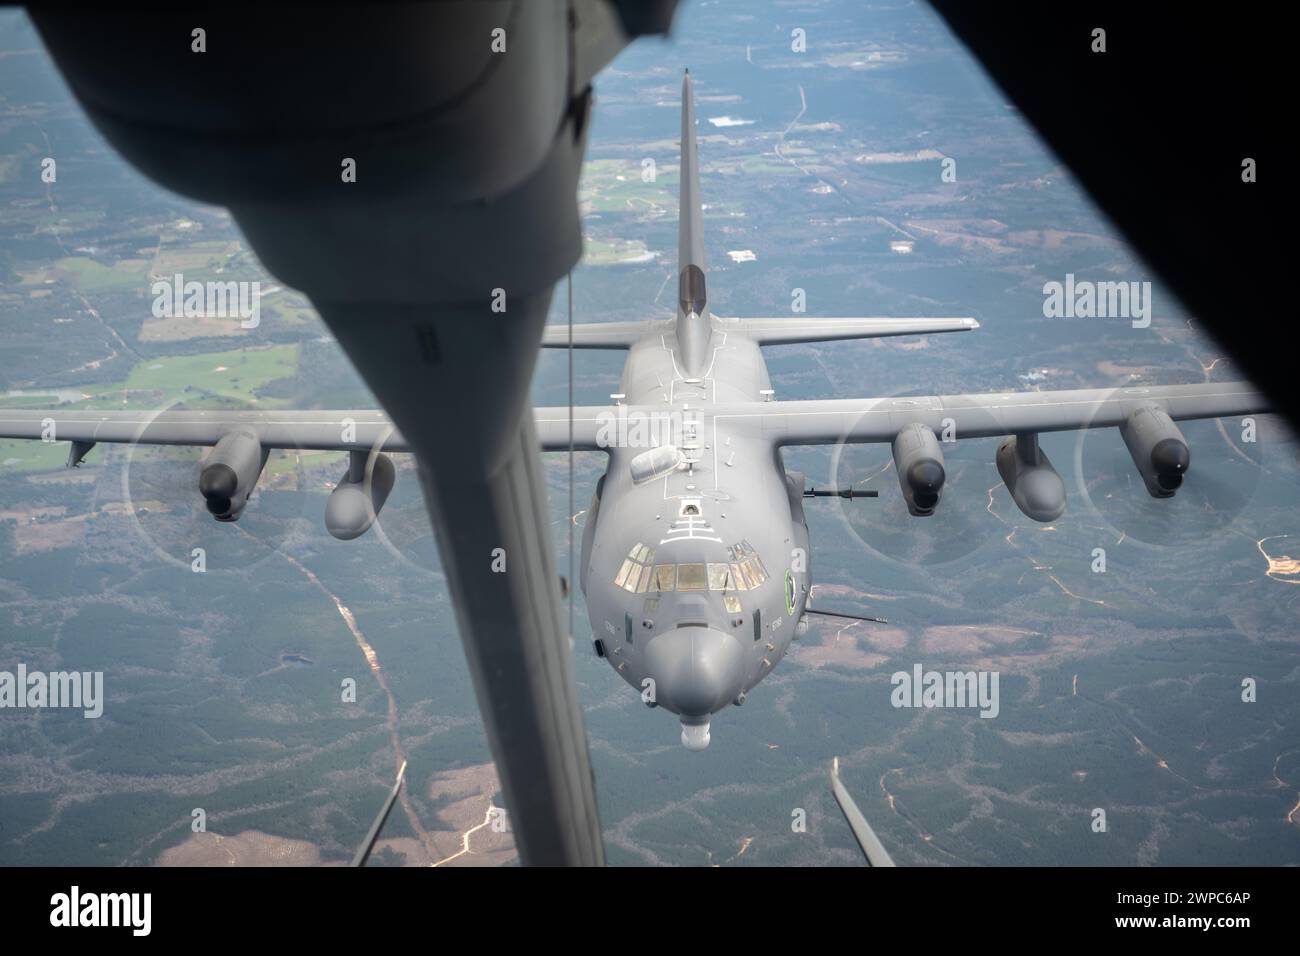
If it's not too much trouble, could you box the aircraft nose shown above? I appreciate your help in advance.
[643,626,745,719]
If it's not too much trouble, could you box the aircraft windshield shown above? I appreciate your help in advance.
[614,543,655,593]
[621,550,769,593]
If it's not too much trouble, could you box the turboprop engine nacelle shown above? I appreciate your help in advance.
[892,423,945,516]
[1120,404,1190,498]
[199,430,268,521]
[996,433,1066,522]
[326,450,396,540]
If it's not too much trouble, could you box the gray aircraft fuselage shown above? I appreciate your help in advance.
[577,75,809,751]
[580,311,810,750]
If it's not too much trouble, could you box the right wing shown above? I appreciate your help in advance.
[726,381,1266,445]
[708,380,1267,522]
[717,316,978,345]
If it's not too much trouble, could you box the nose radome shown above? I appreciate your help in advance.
[643,626,745,723]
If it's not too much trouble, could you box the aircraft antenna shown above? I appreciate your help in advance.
[567,271,575,643]
[803,607,889,625]
[351,759,407,867]
[831,757,896,867]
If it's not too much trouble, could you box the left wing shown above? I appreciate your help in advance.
[0,408,407,454]
[0,403,615,541]
[0,405,618,455]
[533,405,619,450]
[540,321,659,349]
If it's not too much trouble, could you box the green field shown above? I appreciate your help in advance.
[117,345,298,406]
[42,256,152,294]
[583,237,656,265]
[579,158,677,213]
[0,345,302,471]
[0,438,68,471]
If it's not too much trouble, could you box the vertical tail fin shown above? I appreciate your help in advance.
[678,70,706,285]
[676,70,711,375]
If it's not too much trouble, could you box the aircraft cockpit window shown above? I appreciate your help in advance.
[641,561,762,592]
[614,559,635,590]
[651,564,677,592]
[740,555,768,587]
[677,563,707,590]
[617,543,656,592]
[725,541,769,587]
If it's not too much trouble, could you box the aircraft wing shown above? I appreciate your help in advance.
[540,321,660,349]
[0,409,408,454]
[534,406,621,450]
[701,380,1268,523]
[718,316,978,345]
[0,406,619,455]
[719,381,1266,445]
[537,316,980,350]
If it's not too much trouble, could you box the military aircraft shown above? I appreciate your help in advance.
[1,2,1274,866]
[539,72,1269,750]
[0,69,1270,758]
